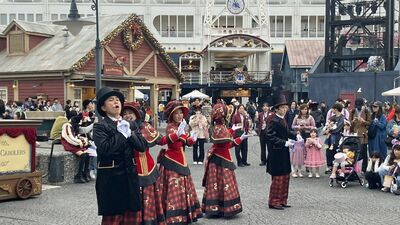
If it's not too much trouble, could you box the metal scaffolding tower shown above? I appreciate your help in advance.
[324,0,395,72]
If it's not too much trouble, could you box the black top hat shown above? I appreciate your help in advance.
[96,87,125,117]
[273,95,288,108]
[355,98,364,107]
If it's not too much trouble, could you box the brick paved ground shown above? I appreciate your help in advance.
[0,134,399,225]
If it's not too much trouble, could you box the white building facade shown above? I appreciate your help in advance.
[0,0,328,53]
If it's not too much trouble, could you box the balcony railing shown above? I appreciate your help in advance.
[183,71,272,85]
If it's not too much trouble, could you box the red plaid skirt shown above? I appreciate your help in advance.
[140,180,166,225]
[101,180,166,225]
[158,165,203,224]
[202,162,242,217]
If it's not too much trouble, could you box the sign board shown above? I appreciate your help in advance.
[103,65,124,76]
[0,134,31,174]
[221,89,250,97]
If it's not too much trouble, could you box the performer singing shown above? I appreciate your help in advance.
[202,103,249,218]
[121,102,182,225]
[158,100,203,224]
[93,87,146,224]
[265,95,299,210]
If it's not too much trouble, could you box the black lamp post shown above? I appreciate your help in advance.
[91,0,102,93]
[53,0,102,93]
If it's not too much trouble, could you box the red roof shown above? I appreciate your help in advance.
[284,40,325,68]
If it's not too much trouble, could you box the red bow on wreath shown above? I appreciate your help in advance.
[130,24,142,36]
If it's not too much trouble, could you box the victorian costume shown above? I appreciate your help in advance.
[93,87,147,224]
[121,102,180,225]
[265,95,297,210]
[201,103,243,217]
[158,100,203,224]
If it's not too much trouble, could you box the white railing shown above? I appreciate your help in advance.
[209,27,260,37]
[183,71,272,85]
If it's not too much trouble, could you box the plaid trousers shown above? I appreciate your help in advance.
[268,174,290,206]
[101,211,140,225]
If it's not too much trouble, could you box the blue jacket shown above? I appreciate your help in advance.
[368,114,387,158]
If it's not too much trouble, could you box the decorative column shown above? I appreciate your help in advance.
[127,86,134,102]
[171,84,180,100]
[150,84,159,129]
[13,80,19,101]
[65,82,75,102]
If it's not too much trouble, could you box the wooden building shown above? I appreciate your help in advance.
[280,40,324,102]
[0,14,182,115]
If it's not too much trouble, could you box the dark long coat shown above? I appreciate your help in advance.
[93,117,146,216]
[265,114,296,176]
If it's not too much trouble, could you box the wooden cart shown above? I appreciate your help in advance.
[0,120,44,201]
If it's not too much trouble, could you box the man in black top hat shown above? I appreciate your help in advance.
[265,95,298,210]
[93,87,146,222]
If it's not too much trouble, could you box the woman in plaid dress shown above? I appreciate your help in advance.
[202,103,249,218]
[121,102,181,225]
[158,100,203,224]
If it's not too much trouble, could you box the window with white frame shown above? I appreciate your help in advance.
[153,15,194,38]
[73,88,82,108]
[8,31,26,54]
[301,16,324,38]
[270,16,292,38]
[0,14,7,25]
[0,87,7,102]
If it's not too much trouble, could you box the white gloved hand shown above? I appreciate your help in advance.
[177,120,187,136]
[296,134,303,141]
[240,132,250,141]
[117,120,131,138]
[285,141,294,147]
[231,124,242,131]
[190,131,198,142]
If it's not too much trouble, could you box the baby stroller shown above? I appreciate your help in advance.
[329,136,365,188]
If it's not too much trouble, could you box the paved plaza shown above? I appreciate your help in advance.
[0,135,399,225]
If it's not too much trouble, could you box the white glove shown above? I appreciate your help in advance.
[296,134,303,141]
[232,124,242,131]
[240,132,250,141]
[177,120,187,136]
[190,131,198,142]
[285,141,294,147]
[117,120,131,138]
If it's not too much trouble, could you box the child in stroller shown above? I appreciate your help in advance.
[329,145,354,178]
[329,136,364,188]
